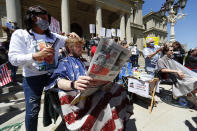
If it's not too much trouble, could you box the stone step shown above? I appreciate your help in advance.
[0,90,24,103]
[0,93,44,115]
[0,83,23,95]
[0,97,26,115]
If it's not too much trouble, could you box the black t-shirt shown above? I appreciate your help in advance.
[185,55,197,69]
[173,48,185,64]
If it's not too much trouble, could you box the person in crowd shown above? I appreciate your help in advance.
[46,37,133,130]
[90,41,97,58]
[128,43,140,67]
[0,23,19,82]
[121,39,128,48]
[143,38,163,75]
[84,39,90,56]
[114,36,118,43]
[8,6,78,131]
[172,41,185,65]
[89,35,99,56]
[0,25,14,64]
[156,45,197,107]
[185,48,197,73]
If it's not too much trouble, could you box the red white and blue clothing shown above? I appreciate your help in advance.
[46,56,133,131]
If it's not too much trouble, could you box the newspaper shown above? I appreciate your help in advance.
[71,38,131,105]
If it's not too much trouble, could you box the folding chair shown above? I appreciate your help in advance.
[123,76,159,113]
[148,78,159,113]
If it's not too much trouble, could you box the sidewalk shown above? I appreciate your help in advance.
[0,84,196,131]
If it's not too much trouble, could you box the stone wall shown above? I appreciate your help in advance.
[0,0,7,37]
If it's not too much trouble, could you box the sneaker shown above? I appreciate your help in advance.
[187,95,197,108]
[178,97,188,107]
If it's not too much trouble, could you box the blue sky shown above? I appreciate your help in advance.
[143,0,197,50]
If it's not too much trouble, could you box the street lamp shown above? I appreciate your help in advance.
[159,0,187,43]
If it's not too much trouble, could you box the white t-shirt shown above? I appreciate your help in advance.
[8,29,67,77]
[128,46,139,55]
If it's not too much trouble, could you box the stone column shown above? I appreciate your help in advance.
[61,0,70,34]
[170,22,175,43]
[138,5,143,25]
[120,13,126,41]
[133,9,138,24]
[130,8,134,23]
[6,0,22,27]
[96,4,102,37]
[126,14,131,44]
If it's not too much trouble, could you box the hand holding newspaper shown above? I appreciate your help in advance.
[71,38,131,105]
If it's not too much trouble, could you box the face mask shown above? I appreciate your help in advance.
[35,17,49,31]
[150,42,155,47]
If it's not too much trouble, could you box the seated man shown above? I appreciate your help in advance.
[46,37,132,130]
[156,45,197,107]
[143,38,163,75]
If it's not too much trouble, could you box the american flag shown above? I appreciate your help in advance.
[58,84,133,131]
[0,63,12,86]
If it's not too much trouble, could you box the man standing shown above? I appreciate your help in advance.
[143,38,163,75]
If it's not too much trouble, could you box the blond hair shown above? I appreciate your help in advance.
[65,37,85,53]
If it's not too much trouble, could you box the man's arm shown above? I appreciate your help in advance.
[57,76,93,91]
[147,47,163,59]
[161,68,184,79]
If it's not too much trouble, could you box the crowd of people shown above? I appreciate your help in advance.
[0,22,19,83]
[0,4,197,131]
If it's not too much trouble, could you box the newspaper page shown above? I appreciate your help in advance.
[88,38,131,82]
[71,38,131,105]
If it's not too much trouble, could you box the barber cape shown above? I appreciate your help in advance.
[46,56,133,131]
[156,55,197,97]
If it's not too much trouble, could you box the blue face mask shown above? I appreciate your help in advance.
[150,42,155,47]
[36,17,49,31]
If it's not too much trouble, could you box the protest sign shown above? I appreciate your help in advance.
[100,27,106,37]
[111,28,116,36]
[145,37,159,47]
[117,29,121,37]
[49,16,61,34]
[89,24,95,34]
[106,29,111,38]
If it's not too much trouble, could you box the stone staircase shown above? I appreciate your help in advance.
[0,67,43,115]
[0,70,25,115]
